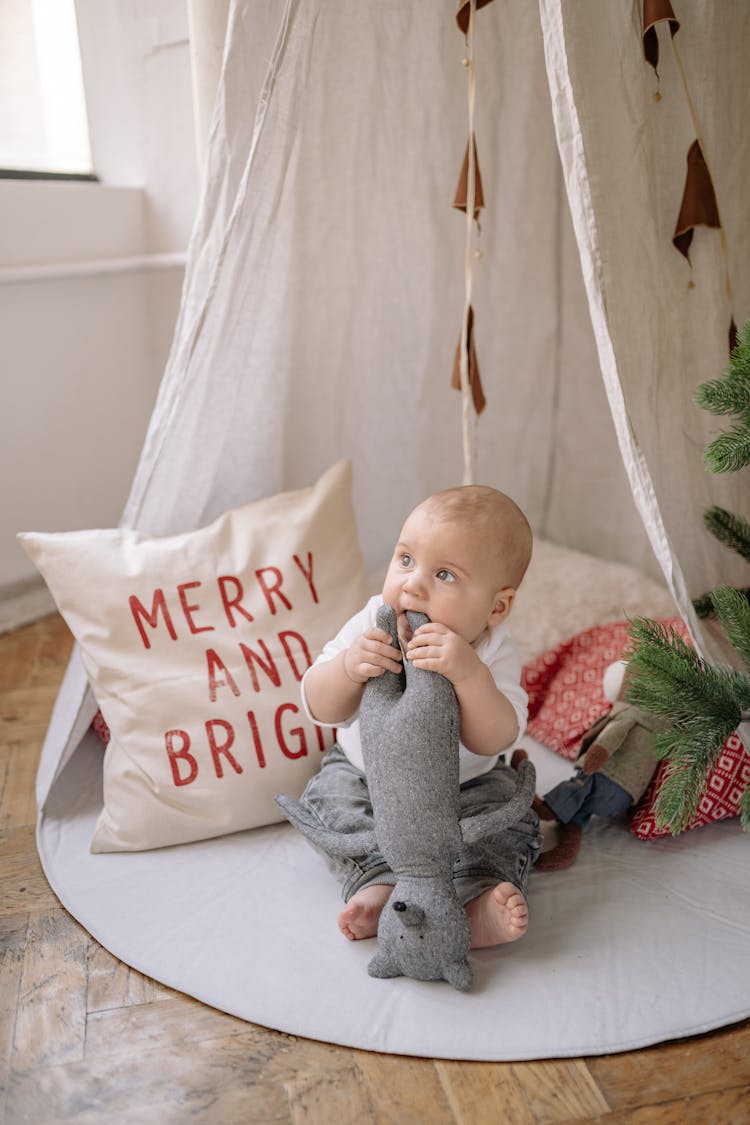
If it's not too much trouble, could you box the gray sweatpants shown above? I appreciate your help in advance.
[294,744,542,903]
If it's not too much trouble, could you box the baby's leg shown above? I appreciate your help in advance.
[281,745,395,929]
[454,759,542,948]
[464,882,528,949]
[338,883,393,941]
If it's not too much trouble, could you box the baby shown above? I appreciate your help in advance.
[297,484,541,948]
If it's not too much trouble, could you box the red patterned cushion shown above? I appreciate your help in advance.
[522,621,635,760]
[521,618,748,838]
[631,730,750,838]
[92,709,110,745]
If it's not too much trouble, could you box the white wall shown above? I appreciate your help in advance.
[0,0,199,623]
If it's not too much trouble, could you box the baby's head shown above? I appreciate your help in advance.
[382,484,532,645]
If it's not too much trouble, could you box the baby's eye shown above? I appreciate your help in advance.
[399,553,414,568]
[436,569,457,583]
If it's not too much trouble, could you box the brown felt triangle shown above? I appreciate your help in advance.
[452,306,487,415]
[673,140,720,261]
[642,0,680,71]
[456,0,495,36]
[453,136,484,219]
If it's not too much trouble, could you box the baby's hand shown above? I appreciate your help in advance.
[405,623,480,685]
[343,628,403,685]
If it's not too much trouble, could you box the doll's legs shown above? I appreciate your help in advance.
[534,770,632,871]
[542,769,632,827]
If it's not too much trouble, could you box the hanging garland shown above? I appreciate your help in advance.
[451,0,486,485]
[642,1,737,350]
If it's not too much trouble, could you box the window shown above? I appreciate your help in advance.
[0,0,93,178]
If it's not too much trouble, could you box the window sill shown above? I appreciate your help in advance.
[0,168,98,182]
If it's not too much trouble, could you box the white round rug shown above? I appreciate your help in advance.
[37,729,750,1061]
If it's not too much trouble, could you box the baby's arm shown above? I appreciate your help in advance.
[304,628,403,724]
[406,624,518,756]
[452,662,519,756]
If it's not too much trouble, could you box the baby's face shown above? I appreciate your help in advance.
[381,505,513,645]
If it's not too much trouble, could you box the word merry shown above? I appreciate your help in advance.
[129,553,317,650]
[164,704,328,787]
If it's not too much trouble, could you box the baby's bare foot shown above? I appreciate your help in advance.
[465,882,528,950]
[338,884,393,941]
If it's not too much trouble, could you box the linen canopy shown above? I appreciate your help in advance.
[39,0,750,805]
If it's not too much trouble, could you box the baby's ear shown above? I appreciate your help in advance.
[489,587,515,625]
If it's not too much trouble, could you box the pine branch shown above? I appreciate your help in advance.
[652,715,734,761]
[624,619,702,719]
[711,585,750,674]
[695,320,750,414]
[654,766,699,835]
[703,420,750,473]
[703,506,750,561]
[728,319,750,379]
[741,785,750,833]
[652,742,715,832]
[625,618,750,725]
[696,321,750,472]
[653,729,729,834]
[695,371,750,417]
[693,586,750,619]
[730,322,750,382]
[653,713,745,833]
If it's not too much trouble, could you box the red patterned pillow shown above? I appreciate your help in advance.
[92,709,110,745]
[631,730,750,838]
[521,621,635,760]
[520,619,748,838]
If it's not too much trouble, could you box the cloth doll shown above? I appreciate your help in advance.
[534,676,662,871]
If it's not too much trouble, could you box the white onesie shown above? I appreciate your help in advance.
[301,594,528,784]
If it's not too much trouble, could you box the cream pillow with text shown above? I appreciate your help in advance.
[20,461,368,852]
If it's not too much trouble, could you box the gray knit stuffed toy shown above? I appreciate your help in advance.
[360,607,472,989]
[277,605,536,990]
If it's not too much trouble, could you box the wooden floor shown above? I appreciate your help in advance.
[1,614,749,1124]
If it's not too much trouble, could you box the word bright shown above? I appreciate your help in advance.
[164,704,327,787]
